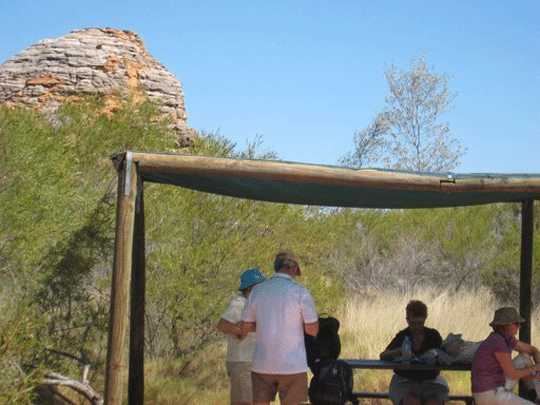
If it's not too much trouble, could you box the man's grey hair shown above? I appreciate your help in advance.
[274,251,298,272]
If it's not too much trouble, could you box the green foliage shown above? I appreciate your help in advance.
[0,302,45,405]
[0,97,177,398]
[328,204,539,302]
[0,95,538,404]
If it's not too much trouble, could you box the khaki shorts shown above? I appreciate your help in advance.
[389,373,449,405]
[474,387,535,405]
[252,371,308,405]
[226,362,252,404]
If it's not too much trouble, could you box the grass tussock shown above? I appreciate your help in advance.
[145,343,230,405]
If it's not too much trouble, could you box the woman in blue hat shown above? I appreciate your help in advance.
[218,268,266,405]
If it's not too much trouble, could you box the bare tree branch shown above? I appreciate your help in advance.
[43,371,103,405]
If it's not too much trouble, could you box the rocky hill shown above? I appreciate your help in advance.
[0,27,194,146]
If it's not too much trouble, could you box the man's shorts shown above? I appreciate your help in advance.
[252,371,309,405]
[226,362,252,404]
[389,373,449,405]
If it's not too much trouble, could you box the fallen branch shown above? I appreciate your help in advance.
[42,371,103,405]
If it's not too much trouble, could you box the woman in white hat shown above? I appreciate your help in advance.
[218,268,266,405]
[471,307,540,405]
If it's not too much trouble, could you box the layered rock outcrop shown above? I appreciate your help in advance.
[0,27,194,146]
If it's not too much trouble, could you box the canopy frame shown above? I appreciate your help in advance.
[105,151,538,405]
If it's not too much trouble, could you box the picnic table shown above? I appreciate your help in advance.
[342,359,474,404]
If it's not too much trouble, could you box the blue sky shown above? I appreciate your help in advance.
[1,0,538,174]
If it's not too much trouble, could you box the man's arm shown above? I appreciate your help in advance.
[218,318,246,339]
[241,320,256,335]
[380,333,402,361]
[304,321,319,337]
[380,348,402,361]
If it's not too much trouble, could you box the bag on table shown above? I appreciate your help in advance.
[441,333,481,365]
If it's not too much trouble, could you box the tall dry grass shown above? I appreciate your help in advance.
[146,287,540,404]
[337,287,540,399]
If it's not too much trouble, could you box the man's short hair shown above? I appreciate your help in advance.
[406,300,428,318]
[274,251,299,272]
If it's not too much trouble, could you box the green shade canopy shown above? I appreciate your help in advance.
[112,151,540,208]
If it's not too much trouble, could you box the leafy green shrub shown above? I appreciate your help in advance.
[0,302,44,405]
[1,96,538,404]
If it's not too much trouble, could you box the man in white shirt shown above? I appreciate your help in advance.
[241,252,319,405]
[218,268,267,405]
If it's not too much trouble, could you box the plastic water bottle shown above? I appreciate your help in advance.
[402,336,413,360]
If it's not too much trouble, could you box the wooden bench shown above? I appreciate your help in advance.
[343,359,474,405]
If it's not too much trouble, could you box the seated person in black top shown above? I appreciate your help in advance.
[380,300,448,405]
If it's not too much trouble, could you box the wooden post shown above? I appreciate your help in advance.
[519,199,534,399]
[105,153,137,405]
[519,199,534,344]
[129,176,145,404]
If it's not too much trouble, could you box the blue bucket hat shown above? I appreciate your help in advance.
[238,268,266,291]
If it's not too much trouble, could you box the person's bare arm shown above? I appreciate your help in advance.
[218,318,246,339]
[380,348,402,361]
[495,350,540,381]
[515,341,540,364]
[304,321,319,337]
[241,321,256,335]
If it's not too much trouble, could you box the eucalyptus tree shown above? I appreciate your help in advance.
[342,53,466,172]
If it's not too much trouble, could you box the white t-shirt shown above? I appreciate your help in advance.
[241,273,318,374]
[221,295,257,363]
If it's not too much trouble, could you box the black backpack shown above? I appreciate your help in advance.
[305,315,341,373]
[305,315,357,405]
[308,358,355,405]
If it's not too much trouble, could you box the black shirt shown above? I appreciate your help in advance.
[385,326,443,381]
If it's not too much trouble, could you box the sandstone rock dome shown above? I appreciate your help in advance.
[0,27,193,145]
